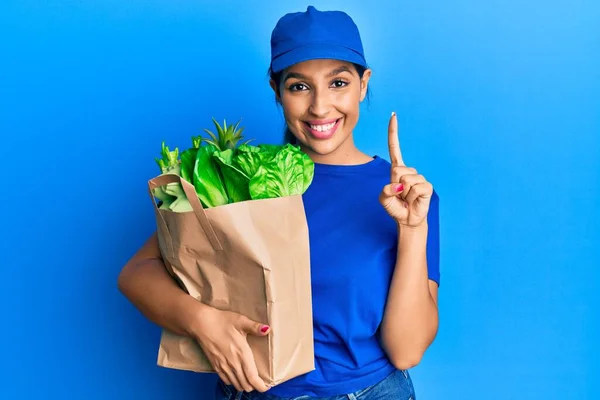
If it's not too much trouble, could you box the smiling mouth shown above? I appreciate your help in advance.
[303,118,342,139]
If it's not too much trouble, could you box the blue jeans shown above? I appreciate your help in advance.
[214,369,416,400]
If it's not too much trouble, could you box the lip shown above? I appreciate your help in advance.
[303,118,342,140]
[306,118,340,125]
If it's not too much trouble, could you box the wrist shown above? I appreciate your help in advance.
[176,294,209,339]
[397,219,428,245]
[397,219,428,233]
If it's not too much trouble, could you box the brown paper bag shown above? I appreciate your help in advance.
[147,173,315,386]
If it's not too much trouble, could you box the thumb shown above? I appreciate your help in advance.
[238,315,270,336]
[379,183,405,206]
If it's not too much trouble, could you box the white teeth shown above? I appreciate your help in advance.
[310,122,336,131]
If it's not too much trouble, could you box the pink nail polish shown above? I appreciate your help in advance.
[395,184,404,192]
[261,325,270,333]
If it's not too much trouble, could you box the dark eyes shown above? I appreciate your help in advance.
[288,80,349,91]
[289,83,309,91]
[331,80,347,88]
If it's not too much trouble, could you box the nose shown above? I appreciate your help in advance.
[308,88,332,117]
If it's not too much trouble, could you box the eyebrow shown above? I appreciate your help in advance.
[283,65,353,83]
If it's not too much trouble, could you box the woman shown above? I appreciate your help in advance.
[118,5,440,400]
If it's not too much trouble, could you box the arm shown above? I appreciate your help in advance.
[379,112,440,370]
[380,221,439,370]
[117,231,272,393]
[117,231,207,338]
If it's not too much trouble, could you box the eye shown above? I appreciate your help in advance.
[289,83,309,91]
[331,79,349,88]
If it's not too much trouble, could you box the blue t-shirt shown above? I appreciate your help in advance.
[267,155,441,397]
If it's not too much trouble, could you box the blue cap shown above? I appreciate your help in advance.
[270,6,368,73]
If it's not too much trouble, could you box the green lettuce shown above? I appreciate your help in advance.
[213,149,251,203]
[152,118,315,211]
[193,144,229,208]
[233,144,278,178]
[179,135,203,184]
[179,148,197,184]
[283,143,315,190]
[248,144,314,200]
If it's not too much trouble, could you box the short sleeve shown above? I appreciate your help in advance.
[426,189,441,286]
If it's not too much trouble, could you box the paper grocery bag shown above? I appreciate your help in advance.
[146,173,315,386]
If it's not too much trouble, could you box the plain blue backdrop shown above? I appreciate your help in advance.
[1,0,598,399]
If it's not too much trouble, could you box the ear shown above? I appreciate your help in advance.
[359,69,372,102]
[269,79,281,103]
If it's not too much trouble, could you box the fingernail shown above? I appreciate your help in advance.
[391,111,396,117]
[261,325,270,333]
[404,202,408,208]
[394,184,404,192]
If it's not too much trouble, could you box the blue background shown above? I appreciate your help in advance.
[1,0,598,399]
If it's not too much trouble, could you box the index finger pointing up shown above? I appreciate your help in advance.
[388,112,405,166]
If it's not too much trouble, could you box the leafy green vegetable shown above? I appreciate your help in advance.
[178,135,205,187]
[233,144,277,178]
[191,135,203,149]
[257,144,281,154]
[153,142,193,212]
[213,149,251,203]
[248,144,314,200]
[284,144,315,191]
[193,144,229,208]
[151,118,315,212]
[179,148,197,184]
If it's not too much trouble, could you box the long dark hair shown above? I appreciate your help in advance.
[268,63,371,144]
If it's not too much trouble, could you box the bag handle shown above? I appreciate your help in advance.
[147,174,223,252]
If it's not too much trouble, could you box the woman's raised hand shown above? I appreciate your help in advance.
[379,112,433,228]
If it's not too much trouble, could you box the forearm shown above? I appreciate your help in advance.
[380,221,438,368]
[117,234,206,338]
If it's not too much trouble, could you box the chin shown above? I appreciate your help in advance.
[305,139,344,156]
[296,133,354,163]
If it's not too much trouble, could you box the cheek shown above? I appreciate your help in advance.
[335,91,361,118]
[281,94,306,119]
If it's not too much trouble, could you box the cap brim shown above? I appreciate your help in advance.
[270,43,367,73]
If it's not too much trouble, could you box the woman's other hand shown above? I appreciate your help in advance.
[190,304,272,393]
[117,233,271,393]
